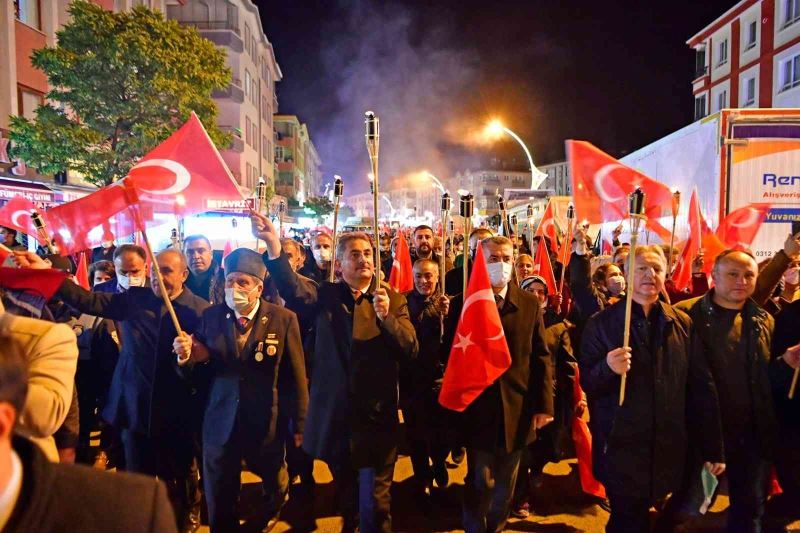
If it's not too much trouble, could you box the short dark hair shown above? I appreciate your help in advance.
[413,258,438,271]
[413,225,434,236]
[713,248,756,271]
[183,235,212,250]
[89,260,116,283]
[0,226,18,239]
[0,350,28,417]
[336,232,372,261]
[113,244,146,261]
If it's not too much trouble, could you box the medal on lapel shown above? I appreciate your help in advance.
[266,333,278,357]
[255,341,264,362]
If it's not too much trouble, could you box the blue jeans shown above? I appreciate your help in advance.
[462,447,522,533]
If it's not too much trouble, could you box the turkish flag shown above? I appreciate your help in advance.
[647,218,673,242]
[0,196,46,244]
[567,140,674,223]
[716,203,771,249]
[0,243,11,266]
[46,184,140,255]
[125,112,243,218]
[572,365,606,499]
[389,232,414,293]
[533,238,557,295]
[0,267,67,300]
[534,200,560,254]
[672,189,702,292]
[222,239,234,260]
[602,239,613,255]
[439,245,512,411]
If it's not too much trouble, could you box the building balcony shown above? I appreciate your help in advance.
[212,77,244,103]
[693,65,709,81]
[178,20,244,52]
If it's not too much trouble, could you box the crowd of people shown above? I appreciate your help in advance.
[0,216,799,533]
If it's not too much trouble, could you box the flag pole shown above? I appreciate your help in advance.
[667,189,681,278]
[526,204,534,255]
[255,178,267,252]
[365,111,381,293]
[138,222,183,335]
[330,176,344,283]
[620,188,646,406]
[440,192,451,339]
[460,193,474,296]
[497,194,511,238]
[558,204,575,295]
[278,200,286,239]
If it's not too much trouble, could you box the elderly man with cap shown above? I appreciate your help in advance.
[173,248,308,532]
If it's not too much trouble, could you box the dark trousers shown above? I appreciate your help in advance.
[462,447,522,533]
[606,492,650,532]
[203,422,289,532]
[404,399,449,484]
[121,428,195,530]
[330,447,396,533]
[511,439,552,507]
[767,424,800,526]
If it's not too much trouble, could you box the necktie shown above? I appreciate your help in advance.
[237,316,249,331]
[495,294,504,311]
[352,289,362,301]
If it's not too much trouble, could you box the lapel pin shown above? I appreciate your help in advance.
[255,352,264,362]
[261,316,267,324]
[267,345,277,356]
[226,313,231,320]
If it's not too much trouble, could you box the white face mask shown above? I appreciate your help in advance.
[487,262,513,288]
[784,267,800,285]
[607,275,626,296]
[225,287,257,313]
[313,248,332,264]
[117,274,145,290]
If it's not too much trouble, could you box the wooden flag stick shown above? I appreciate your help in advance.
[619,188,646,406]
[789,368,799,399]
[138,221,182,335]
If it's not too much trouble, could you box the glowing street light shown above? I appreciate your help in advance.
[424,171,447,194]
[380,194,396,216]
[485,119,547,190]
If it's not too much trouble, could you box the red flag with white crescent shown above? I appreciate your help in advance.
[389,232,414,293]
[439,245,512,412]
[75,251,90,290]
[671,189,701,292]
[567,140,674,224]
[125,112,243,218]
[716,203,771,249]
[533,237,557,295]
[0,196,46,244]
[534,200,560,254]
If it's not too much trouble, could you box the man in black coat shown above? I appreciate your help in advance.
[443,236,554,533]
[298,231,333,284]
[251,212,418,533]
[402,258,451,498]
[444,227,492,296]
[0,345,178,532]
[580,245,725,532]
[183,234,226,305]
[22,249,207,531]
[672,249,779,531]
[174,248,309,532]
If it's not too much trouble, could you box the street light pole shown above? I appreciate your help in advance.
[487,121,547,190]
[426,171,446,194]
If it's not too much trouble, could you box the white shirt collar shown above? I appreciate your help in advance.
[496,284,509,301]
[0,450,23,531]
[234,299,260,321]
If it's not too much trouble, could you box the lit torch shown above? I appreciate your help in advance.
[330,176,344,283]
[365,111,380,292]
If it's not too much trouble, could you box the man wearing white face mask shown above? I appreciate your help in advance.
[173,248,308,532]
[94,245,149,295]
[299,232,333,283]
[444,236,554,533]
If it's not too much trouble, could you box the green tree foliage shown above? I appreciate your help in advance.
[303,195,335,222]
[9,1,231,186]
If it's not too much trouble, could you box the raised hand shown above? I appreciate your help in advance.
[249,210,281,260]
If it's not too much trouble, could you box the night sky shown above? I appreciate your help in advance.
[258,0,735,194]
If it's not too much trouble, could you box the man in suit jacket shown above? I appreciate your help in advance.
[93,244,149,294]
[0,349,178,532]
[16,249,207,531]
[174,248,308,532]
[0,300,77,462]
[443,236,554,533]
[251,212,418,533]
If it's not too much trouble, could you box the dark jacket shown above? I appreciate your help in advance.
[4,436,176,532]
[771,299,800,428]
[676,291,777,459]
[402,290,446,407]
[264,252,418,469]
[185,260,225,305]
[56,282,208,437]
[444,258,471,296]
[298,253,330,285]
[444,282,554,453]
[541,307,578,461]
[192,299,308,447]
[580,300,724,500]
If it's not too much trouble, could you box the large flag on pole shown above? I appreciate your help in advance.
[439,245,512,411]
[672,189,701,292]
[45,113,244,254]
[0,196,47,244]
[716,203,771,249]
[567,140,674,224]
[532,238,557,295]
[534,200,560,254]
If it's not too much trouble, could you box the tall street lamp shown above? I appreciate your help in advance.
[485,120,548,190]
[425,171,447,194]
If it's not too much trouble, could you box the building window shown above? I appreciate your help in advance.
[245,117,252,146]
[743,77,756,106]
[780,53,800,92]
[244,70,251,100]
[244,23,251,56]
[252,122,258,148]
[251,78,258,104]
[246,163,252,186]
[745,21,757,50]
[717,39,728,66]
[694,95,707,120]
[14,0,40,30]
[17,86,43,119]
[785,0,800,28]
[717,90,727,111]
